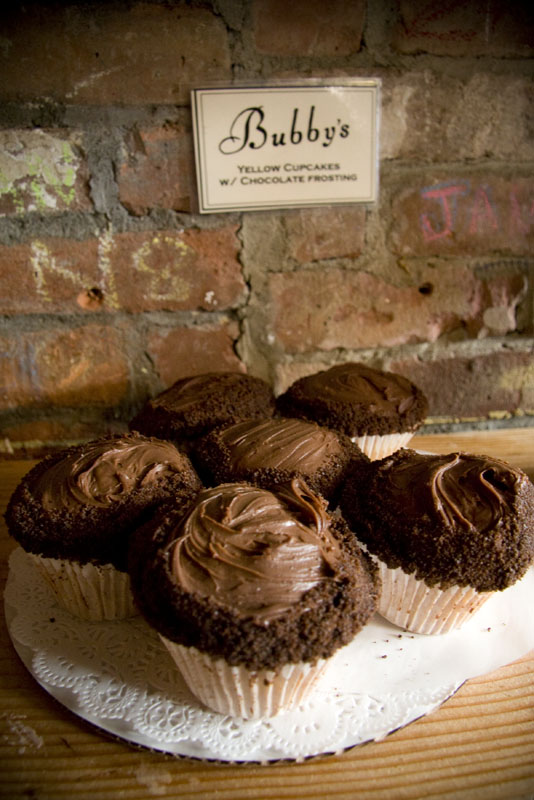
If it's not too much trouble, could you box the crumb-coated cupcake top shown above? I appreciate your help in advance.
[5,433,202,570]
[277,362,428,436]
[192,416,364,500]
[172,480,342,621]
[128,478,379,670]
[130,371,275,443]
[339,448,534,592]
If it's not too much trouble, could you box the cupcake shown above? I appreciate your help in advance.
[192,416,366,503]
[339,448,534,635]
[130,371,275,448]
[276,362,428,460]
[5,433,202,621]
[128,477,379,719]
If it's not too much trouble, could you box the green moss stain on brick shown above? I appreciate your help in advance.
[0,132,82,215]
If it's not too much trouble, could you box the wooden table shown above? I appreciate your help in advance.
[1,429,533,800]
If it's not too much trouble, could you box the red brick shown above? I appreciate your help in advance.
[389,349,534,420]
[0,341,28,411]
[118,124,196,215]
[252,0,365,56]
[109,228,246,312]
[394,0,534,57]
[0,130,91,216]
[0,238,101,314]
[283,207,365,262]
[268,263,526,353]
[390,174,534,257]
[0,228,245,315]
[147,321,245,389]
[0,4,231,105]
[0,325,129,410]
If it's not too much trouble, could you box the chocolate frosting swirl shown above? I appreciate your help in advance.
[385,451,522,532]
[169,479,342,622]
[298,363,418,417]
[215,417,342,472]
[32,434,190,512]
[340,447,534,591]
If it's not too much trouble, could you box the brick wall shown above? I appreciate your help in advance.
[1,0,533,454]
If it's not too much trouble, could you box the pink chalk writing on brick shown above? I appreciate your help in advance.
[420,181,533,244]
[509,190,534,235]
[468,186,498,234]
[420,182,469,241]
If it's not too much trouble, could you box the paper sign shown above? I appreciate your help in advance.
[191,81,380,214]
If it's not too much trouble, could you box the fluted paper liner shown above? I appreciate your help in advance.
[28,552,137,621]
[161,637,328,719]
[352,431,415,460]
[376,559,492,635]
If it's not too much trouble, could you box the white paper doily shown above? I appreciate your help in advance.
[4,547,534,764]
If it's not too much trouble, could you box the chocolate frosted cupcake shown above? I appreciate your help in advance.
[130,371,275,447]
[277,362,428,460]
[193,416,365,502]
[340,449,534,634]
[129,478,379,718]
[5,433,202,621]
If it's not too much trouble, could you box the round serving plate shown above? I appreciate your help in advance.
[5,547,534,764]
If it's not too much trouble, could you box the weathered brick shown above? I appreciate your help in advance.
[0,238,101,314]
[0,130,91,216]
[147,321,245,389]
[1,418,123,451]
[394,0,534,57]
[283,206,365,262]
[0,227,246,315]
[252,0,365,56]
[0,325,129,410]
[390,174,534,257]
[118,124,196,215]
[268,262,526,352]
[389,349,534,420]
[108,228,246,313]
[381,73,534,163]
[0,4,231,105]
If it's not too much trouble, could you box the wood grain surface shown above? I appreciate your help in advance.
[1,430,533,800]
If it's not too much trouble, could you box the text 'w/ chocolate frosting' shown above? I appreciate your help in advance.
[170,479,342,623]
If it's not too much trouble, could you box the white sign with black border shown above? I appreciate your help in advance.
[191,79,380,214]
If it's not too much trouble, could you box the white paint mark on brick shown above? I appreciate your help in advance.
[66,67,123,99]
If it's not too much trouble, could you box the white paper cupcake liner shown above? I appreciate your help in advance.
[351,431,415,460]
[376,559,492,635]
[27,552,138,621]
[161,637,328,719]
